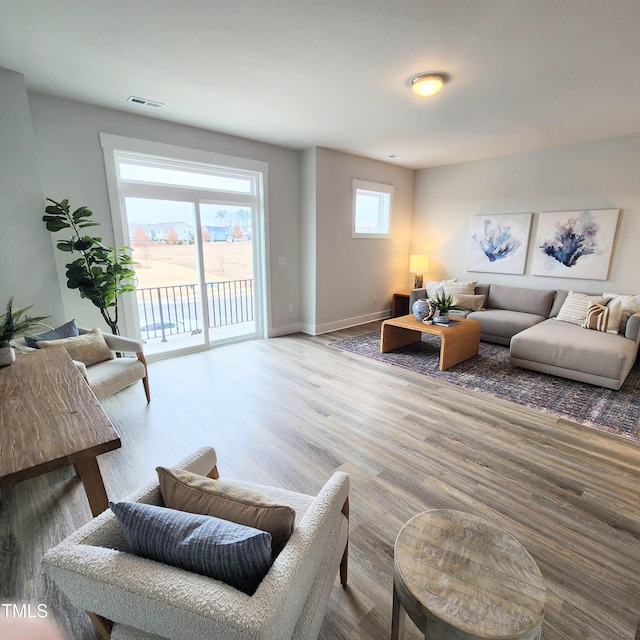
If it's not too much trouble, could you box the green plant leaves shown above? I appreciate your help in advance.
[43,197,137,334]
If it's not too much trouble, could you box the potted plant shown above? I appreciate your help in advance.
[430,290,464,323]
[43,198,137,335]
[0,297,50,367]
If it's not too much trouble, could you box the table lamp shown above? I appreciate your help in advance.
[409,254,430,289]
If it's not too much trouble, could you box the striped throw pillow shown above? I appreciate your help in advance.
[556,292,607,325]
[582,300,623,334]
[443,280,477,296]
[110,501,272,595]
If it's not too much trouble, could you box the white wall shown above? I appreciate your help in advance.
[26,92,301,336]
[0,69,64,324]
[413,134,640,295]
[300,148,317,330]
[303,147,413,334]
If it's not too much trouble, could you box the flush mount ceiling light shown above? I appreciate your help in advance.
[410,73,445,97]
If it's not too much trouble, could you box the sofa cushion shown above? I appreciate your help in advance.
[487,284,555,317]
[603,293,640,333]
[556,292,607,325]
[38,327,115,367]
[110,501,272,595]
[582,300,622,335]
[157,467,296,556]
[511,319,637,380]
[467,309,547,340]
[24,319,78,348]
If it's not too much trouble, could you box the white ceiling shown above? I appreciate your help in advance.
[1,1,639,169]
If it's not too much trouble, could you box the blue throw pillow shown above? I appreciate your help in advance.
[110,501,272,595]
[24,319,79,348]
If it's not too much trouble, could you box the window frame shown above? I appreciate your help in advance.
[351,179,394,239]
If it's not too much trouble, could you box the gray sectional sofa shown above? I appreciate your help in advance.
[410,283,640,390]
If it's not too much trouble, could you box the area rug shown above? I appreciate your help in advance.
[330,331,640,442]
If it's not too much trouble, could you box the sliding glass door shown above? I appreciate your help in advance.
[104,147,265,358]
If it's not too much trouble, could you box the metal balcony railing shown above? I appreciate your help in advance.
[137,279,254,341]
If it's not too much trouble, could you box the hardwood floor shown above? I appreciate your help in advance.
[1,322,639,640]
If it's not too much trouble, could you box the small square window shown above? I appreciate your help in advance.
[352,180,393,238]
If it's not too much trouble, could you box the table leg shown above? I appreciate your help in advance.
[381,323,421,353]
[74,456,109,517]
[391,577,405,640]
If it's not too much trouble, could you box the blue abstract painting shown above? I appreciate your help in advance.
[467,213,532,274]
[532,209,619,280]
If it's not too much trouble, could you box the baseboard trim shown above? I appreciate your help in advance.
[301,310,391,336]
[268,322,304,337]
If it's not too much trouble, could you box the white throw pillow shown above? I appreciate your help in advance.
[425,279,456,299]
[556,292,607,325]
[443,280,477,296]
[603,292,640,333]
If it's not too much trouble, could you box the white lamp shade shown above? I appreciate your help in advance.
[409,254,430,274]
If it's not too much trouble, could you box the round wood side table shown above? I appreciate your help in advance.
[392,510,546,640]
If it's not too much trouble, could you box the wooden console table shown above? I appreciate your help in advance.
[0,347,121,516]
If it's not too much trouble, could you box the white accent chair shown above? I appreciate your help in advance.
[42,447,350,640]
[14,327,150,403]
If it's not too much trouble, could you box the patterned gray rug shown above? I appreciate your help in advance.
[330,330,640,442]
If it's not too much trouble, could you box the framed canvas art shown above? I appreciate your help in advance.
[531,209,619,280]
[466,213,532,274]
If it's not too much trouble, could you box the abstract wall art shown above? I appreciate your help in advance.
[466,213,532,274]
[531,209,619,280]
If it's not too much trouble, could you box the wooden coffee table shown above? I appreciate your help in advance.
[392,510,546,640]
[380,315,481,370]
[0,347,121,517]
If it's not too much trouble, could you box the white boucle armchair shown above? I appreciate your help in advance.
[42,447,350,640]
[14,327,150,403]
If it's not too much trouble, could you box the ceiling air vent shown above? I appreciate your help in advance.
[127,96,164,108]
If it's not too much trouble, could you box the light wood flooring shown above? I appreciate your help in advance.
[1,322,639,640]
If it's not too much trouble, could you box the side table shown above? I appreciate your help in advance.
[392,509,546,640]
[392,291,411,317]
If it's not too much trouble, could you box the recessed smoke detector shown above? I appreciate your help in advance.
[127,96,164,108]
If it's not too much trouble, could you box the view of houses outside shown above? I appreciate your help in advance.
[124,198,255,350]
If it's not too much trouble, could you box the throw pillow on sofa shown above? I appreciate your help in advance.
[157,467,296,556]
[38,327,114,366]
[556,292,607,325]
[24,319,79,348]
[452,293,485,311]
[603,293,640,333]
[443,280,477,297]
[424,279,456,299]
[582,300,623,334]
[110,501,272,595]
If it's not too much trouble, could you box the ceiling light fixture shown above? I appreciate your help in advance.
[410,73,445,97]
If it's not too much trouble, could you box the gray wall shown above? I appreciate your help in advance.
[412,134,640,295]
[0,69,64,324]
[26,92,301,336]
[303,147,413,334]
